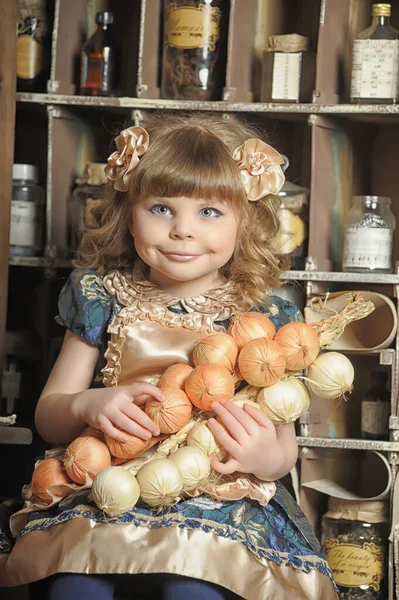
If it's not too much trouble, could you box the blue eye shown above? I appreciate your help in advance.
[150,204,171,215]
[200,207,223,218]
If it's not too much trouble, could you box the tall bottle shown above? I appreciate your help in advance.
[80,12,117,96]
[361,370,391,441]
[351,4,399,104]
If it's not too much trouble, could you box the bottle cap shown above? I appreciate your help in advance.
[96,11,114,25]
[372,4,391,17]
[12,164,39,182]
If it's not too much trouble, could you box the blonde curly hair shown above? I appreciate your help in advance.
[75,112,289,308]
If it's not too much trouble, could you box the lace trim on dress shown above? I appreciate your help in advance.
[103,261,246,320]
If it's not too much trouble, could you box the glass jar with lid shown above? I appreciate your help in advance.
[275,155,309,270]
[10,164,45,257]
[321,497,389,599]
[342,196,395,273]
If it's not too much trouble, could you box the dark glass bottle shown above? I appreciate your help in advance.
[361,370,391,440]
[80,12,117,96]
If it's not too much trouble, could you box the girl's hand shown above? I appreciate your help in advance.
[207,400,281,479]
[73,383,164,442]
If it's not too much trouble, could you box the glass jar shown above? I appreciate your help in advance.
[322,498,389,599]
[10,164,45,257]
[342,196,395,273]
[276,155,309,270]
[161,0,229,100]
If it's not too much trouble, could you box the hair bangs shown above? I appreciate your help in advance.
[131,126,246,208]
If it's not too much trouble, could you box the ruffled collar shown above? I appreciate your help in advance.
[103,261,245,320]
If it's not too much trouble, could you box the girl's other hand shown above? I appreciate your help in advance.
[207,400,280,478]
[72,383,164,442]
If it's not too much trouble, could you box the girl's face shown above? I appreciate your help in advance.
[131,196,239,297]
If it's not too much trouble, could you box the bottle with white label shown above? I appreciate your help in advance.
[342,196,395,273]
[350,3,399,104]
[10,164,45,257]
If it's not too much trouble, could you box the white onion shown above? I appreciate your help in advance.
[137,458,183,508]
[307,352,354,399]
[233,385,260,402]
[170,446,210,490]
[91,466,140,516]
[232,398,261,411]
[257,377,310,423]
[186,420,227,461]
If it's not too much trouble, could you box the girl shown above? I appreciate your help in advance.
[1,113,338,599]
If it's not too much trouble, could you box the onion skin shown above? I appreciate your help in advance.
[91,466,140,516]
[63,436,112,484]
[274,322,320,370]
[257,378,310,423]
[137,458,183,508]
[28,458,72,503]
[145,387,192,434]
[185,364,235,411]
[228,312,276,350]
[186,420,228,461]
[238,338,286,387]
[158,364,193,391]
[193,333,238,372]
[105,431,159,460]
[307,352,354,400]
[170,446,211,491]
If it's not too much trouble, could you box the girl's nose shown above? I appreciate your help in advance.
[170,219,194,240]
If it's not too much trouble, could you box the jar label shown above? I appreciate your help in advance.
[324,539,384,590]
[165,6,221,51]
[343,227,392,270]
[361,401,390,435]
[10,200,44,249]
[351,39,399,99]
[272,53,301,101]
[17,35,44,80]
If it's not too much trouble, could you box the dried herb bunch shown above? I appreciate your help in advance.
[161,0,229,100]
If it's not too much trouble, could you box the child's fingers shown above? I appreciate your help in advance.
[243,404,274,429]
[211,456,239,475]
[112,411,154,440]
[207,418,240,456]
[122,403,161,436]
[127,383,164,403]
[97,417,129,442]
[217,400,260,436]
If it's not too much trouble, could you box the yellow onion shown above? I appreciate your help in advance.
[193,333,238,372]
[170,446,211,490]
[80,425,105,441]
[27,458,72,503]
[137,458,183,508]
[274,322,320,370]
[257,377,310,423]
[158,363,193,391]
[105,431,160,460]
[307,352,354,399]
[64,436,111,484]
[186,420,228,461]
[238,338,286,387]
[232,364,243,387]
[185,364,235,411]
[145,386,192,434]
[228,312,276,350]
[91,466,140,516]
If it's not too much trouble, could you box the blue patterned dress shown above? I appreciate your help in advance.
[0,265,338,599]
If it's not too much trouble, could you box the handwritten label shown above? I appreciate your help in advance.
[166,6,221,51]
[325,539,384,590]
[351,39,399,100]
[272,53,301,101]
[343,227,392,270]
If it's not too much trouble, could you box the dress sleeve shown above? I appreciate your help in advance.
[260,295,304,332]
[57,269,113,348]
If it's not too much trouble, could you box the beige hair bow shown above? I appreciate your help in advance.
[232,139,285,201]
[104,126,149,192]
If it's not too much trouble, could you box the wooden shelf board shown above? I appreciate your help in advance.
[15,93,399,116]
[297,436,398,452]
[282,270,399,284]
[0,427,33,445]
